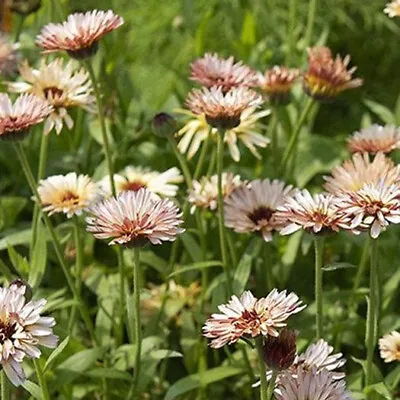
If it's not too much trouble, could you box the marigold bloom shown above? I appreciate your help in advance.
[0,283,58,386]
[37,172,100,218]
[86,189,184,247]
[186,86,263,130]
[324,152,400,194]
[384,0,400,17]
[8,58,95,135]
[224,179,295,242]
[276,190,349,235]
[0,35,19,77]
[0,93,52,140]
[203,289,305,349]
[304,46,363,100]
[36,9,124,59]
[188,173,244,213]
[190,53,257,92]
[347,124,400,154]
[379,331,400,362]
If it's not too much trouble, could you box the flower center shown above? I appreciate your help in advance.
[61,191,80,203]
[122,180,147,192]
[248,207,273,224]
[0,320,16,344]
[44,86,64,99]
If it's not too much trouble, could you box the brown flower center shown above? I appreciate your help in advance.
[44,86,64,99]
[122,180,147,192]
[61,191,80,203]
[248,207,273,224]
[0,320,16,344]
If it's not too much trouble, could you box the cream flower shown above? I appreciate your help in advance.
[0,35,19,77]
[384,1,400,17]
[8,58,95,135]
[379,331,400,362]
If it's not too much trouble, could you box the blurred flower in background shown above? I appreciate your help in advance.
[379,331,400,362]
[0,34,19,77]
[384,0,400,17]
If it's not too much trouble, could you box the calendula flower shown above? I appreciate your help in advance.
[190,53,257,92]
[188,173,244,213]
[186,86,263,130]
[224,179,295,242]
[324,152,400,194]
[336,181,400,238]
[8,58,95,135]
[257,66,300,105]
[0,93,52,141]
[276,190,349,235]
[347,125,400,154]
[0,35,19,77]
[379,331,400,362]
[86,188,184,247]
[176,107,270,162]
[37,172,100,218]
[303,46,363,100]
[203,289,305,349]
[0,283,58,386]
[384,0,400,17]
[99,166,183,198]
[36,9,124,59]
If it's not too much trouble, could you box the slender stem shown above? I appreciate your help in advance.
[194,129,212,180]
[14,15,25,42]
[267,370,278,400]
[1,371,8,400]
[206,147,217,177]
[117,248,126,345]
[314,235,324,339]
[216,131,232,296]
[304,0,318,48]
[268,111,278,171]
[73,217,84,292]
[167,135,193,189]
[350,239,369,308]
[34,360,49,400]
[365,239,378,391]
[255,336,268,400]
[286,0,297,65]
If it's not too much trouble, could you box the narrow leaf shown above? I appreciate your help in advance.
[167,261,223,278]
[44,336,70,372]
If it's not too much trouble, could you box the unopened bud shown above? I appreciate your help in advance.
[263,328,297,371]
[152,112,177,137]
[9,278,33,301]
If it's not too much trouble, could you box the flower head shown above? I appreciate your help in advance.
[186,86,263,130]
[0,93,52,141]
[276,190,349,235]
[36,9,124,59]
[384,1,400,17]
[8,58,95,135]
[188,173,244,213]
[347,125,400,154]
[86,189,184,247]
[224,179,295,242]
[379,331,400,362]
[0,283,57,386]
[152,112,177,137]
[304,46,363,100]
[0,35,19,77]
[324,152,400,194]
[99,166,183,198]
[37,172,100,218]
[263,329,297,371]
[190,53,257,92]
[202,289,305,349]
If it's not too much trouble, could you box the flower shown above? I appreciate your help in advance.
[190,53,257,92]
[99,166,183,198]
[347,124,400,154]
[36,9,124,59]
[379,331,400,362]
[335,181,400,238]
[188,173,244,213]
[86,188,184,247]
[0,35,19,77]
[0,283,58,386]
[176,107,270,162]
[257,66,300,105]
[263,329,297,371]
[275,190,349,235]
[186,86,263,130]
[303,46,363,100]
[202,289,305,349]
[276,367,351,400]
[8,58,95,135]
[324,152,400,194]
[0,93,52,141]
[224,179,295,241]
[152,112,177,137]
[384,1,400,17]
[37,172,100,218]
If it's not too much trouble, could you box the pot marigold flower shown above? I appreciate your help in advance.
[0,93,52,141]
[37,172,100,218]
[384,1,400,17]
[379,331,400,362]
[190,53,257,92]
[36,9,124,59]
[8,58,95,135]
[202,289,305,349]
[0,34,19,77]
[303,46,363,100]
[99,166,183,198]
[0,283,58,386]
[186,86,263,130]
[347,124,400,154]
[224,179,295,242]
[86,188,184,247]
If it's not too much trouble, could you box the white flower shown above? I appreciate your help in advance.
[379,331,400,362]
[384,1,400,17]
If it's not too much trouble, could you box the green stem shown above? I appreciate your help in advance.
[167,135,193,189]
[365,239,378,392]
[1,371,8,400]
[194,129,212,180]
[286,0,297,65]
[255,336,268,400]
[350,239,369,308]
[304,0,318,48]
[267,369,278,400]
[14,15,25,42]
[34,359,49,400]
[117,248,126,345]
[314,236,324,339]
[216,131,232,296]
[268,111,279,172]
[206,147,217,177]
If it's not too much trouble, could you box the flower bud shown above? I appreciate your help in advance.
[9,278,33,301]
[9,0,41,16]
[263,328,297,371]
[152,112,177,138]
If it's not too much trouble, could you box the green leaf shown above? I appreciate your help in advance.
[364,100,395,124]
[29,223,47,290]
[7,244,29,278]
[22,380,42,399]
[44,336,70,372]
[240,11,256,46]
[364,382,392,399]
[84,368,131,381]
[0,259,13,281]
[180,232,203,263]
[351,357,383,383]
[322,262,357,272]
[385,363,400,390]
[149,349,183,360]
[167,261,223,278]
[0,229,33,250]
[0,197,27,230]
